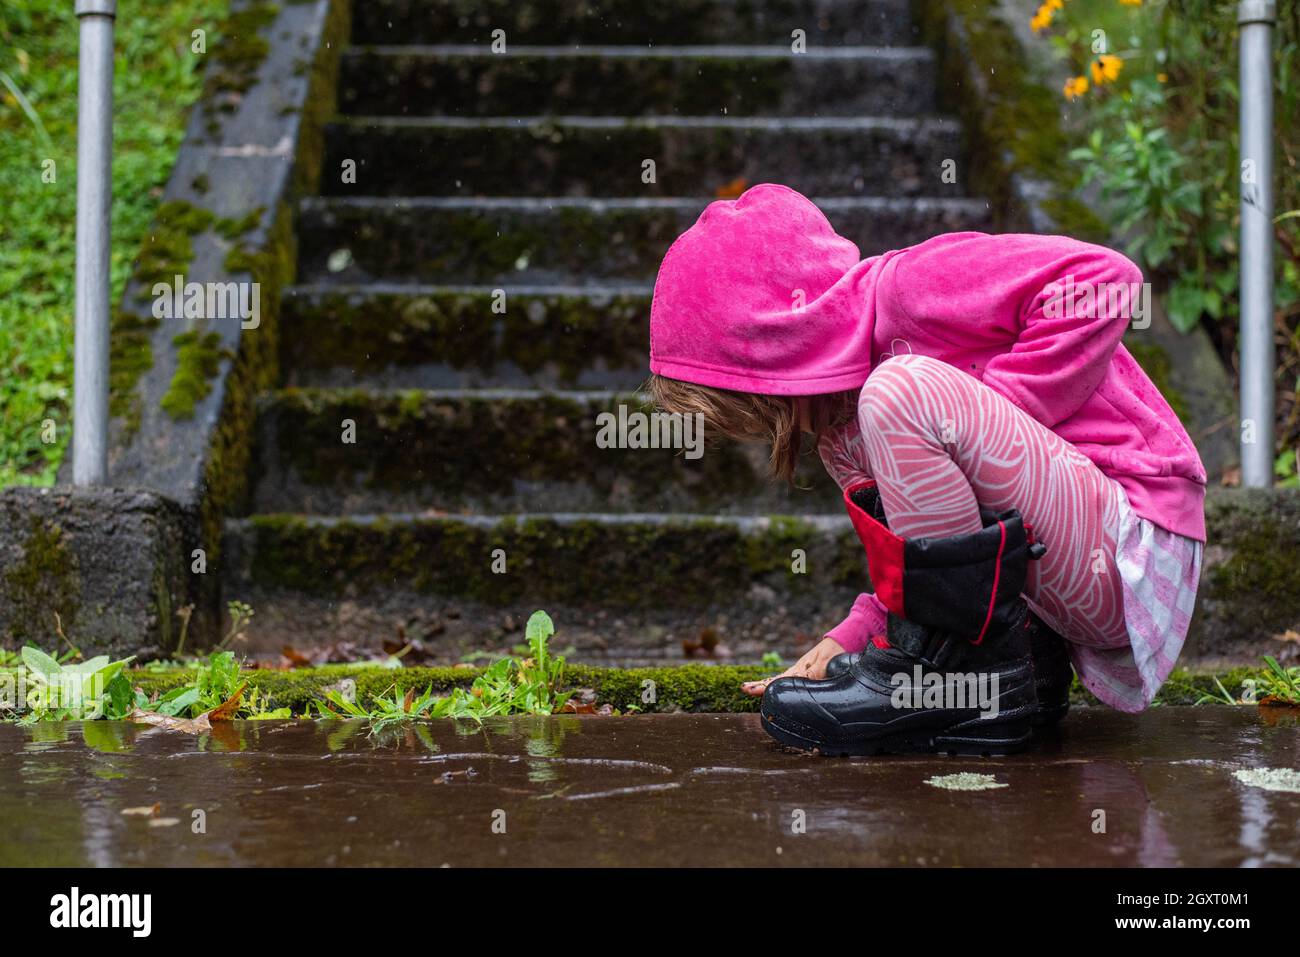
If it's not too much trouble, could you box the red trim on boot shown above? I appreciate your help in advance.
[870,633,891,649]
[844,481,906,617]
[972,519,1008,646]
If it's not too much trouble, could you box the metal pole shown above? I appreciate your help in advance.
[1238,0,1276,488]
[72,0,116,486]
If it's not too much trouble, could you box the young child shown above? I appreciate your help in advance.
[647,183,1206,756]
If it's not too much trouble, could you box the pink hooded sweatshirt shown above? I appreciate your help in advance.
[649,184,1208,543]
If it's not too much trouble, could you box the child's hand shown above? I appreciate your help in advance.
[741,637,847,696]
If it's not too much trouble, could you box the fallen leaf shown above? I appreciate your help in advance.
[128,708,212,734]
[715,176,748,199]
[281,645,313,667]
[402,687,415,713]
[205,681,248,721]
[121,803,161,817]
[148,818,181,828]
[1270,629,1300,643]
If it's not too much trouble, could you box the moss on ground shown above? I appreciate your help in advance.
[125,662,1285,716]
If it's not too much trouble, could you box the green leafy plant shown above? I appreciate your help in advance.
[1,0,227,487]
[1255,655,1300,706]
[150,650,246,718]
[1031,0,1300,458]
[313,610,573,731]
[9,646,136,721]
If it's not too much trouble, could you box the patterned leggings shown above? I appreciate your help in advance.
[855,354,1129,650]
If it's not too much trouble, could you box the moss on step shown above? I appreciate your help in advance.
[214,207,264,241]
[2,517,80,643]
[127,662,1282,715]
[237,513,857,605]
[197,203,294,573]
[109,199,218,437]
[340,51,802,119]
[161,331,228,420]
[281,289,650,384]
[201,2,280,121]
[1203,490,1300,631]
[255,388,838,509]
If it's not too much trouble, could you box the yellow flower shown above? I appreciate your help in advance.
[1120,0,1142,6]
[1063,75,1089,99]
[1157,72,1168,83]
[1091,54,1123,85]
[1030,0,1063,32]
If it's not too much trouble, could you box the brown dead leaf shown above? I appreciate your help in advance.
[682,627,722,658]
[402,687,415,713]
[281,645,313,667]
[121,803,161,817]
[715,176,748,199]
[205,681,248,721]
[128,708,212,735]
[1270,629,1300,643]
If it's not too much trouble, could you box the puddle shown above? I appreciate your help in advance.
[0,708,1296,866]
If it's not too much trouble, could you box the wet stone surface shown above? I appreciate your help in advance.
[1,708,1296,867]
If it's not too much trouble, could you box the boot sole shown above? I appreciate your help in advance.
[761,712,1035,758]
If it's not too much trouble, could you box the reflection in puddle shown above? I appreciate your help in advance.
[0,709,1294,866]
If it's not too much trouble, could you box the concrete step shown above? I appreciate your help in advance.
[320,115,966,198]
[295,195,993,285]
[338,46,938,118]
[248,388,841,516]
[217,491,1300,669]
[221,510,863,658]
[351,0,920,47]
[279,284,653,390]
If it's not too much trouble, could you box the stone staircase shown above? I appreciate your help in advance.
[222,0,995,662]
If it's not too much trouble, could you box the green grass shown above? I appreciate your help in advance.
[0,0,225,486]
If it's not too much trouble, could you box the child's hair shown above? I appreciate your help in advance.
[646,374,857,482]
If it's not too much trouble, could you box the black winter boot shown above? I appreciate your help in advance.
[760,482,1044,756]
[825,611,1075,728]
[1026,614,1073,726]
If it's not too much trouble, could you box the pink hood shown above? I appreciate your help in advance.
[649,184,1207,541]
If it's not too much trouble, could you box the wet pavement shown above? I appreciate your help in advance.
[0,708,1297,866]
